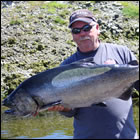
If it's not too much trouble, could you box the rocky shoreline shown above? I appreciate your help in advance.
[1,1,139,97]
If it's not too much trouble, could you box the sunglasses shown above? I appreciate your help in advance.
[71,24,95,34]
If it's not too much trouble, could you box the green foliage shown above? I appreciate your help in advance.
[7,37,16,44]
[120,2,139,18]
[26,61,46,73]
[66,40,76,46]
[132,88,139,106]
[25,60,59,74]
[28,1,45,7]
[1,55,6,59]
[133,105,139,134]
[3,73,26,95]
[47,8,56,14]
[59,10,70,19]
[44,1,68,9]
[53,16,67,25]
[10,19,23,25]
[40,1,69,14]
[36,44,45,51]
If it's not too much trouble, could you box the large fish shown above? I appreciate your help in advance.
[2,58,139,116]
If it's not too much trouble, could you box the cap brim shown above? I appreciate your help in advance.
[69,17,93,28]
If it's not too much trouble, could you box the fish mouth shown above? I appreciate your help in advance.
[2,99,21,116]
[4,108,27,116]
[4,108,38,117]
[2,95,40,117]
[3,99,62,117]
[4,108,37,117]
[3,99,40,117]
[3,99,39,117]
[4,109,16,115]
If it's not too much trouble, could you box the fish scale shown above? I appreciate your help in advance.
[2,57,139,116]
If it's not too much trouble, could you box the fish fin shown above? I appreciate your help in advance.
[95,102,107,107]
[77,57,95,63]
[128,60,138,65]
[48,100,62,107]
[40,100,62,111]
[133,80,139,92]
[119,92,132,100]
[71,57,97,67]
[91,102,107,107]
[118,86,133,100]
[119,79,139,100]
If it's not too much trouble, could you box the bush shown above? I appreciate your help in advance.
[120,2,139,18]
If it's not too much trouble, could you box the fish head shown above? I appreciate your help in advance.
[2,88,38,116]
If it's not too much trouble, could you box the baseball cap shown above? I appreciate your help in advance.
[69,9,97,28]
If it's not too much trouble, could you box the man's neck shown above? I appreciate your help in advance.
[78,40,100,53]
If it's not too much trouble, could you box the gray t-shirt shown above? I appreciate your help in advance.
[60,43,139,139]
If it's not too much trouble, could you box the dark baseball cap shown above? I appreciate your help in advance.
[69,9,97,28]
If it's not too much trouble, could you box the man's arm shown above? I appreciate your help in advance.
[47,105,71,112]
[47,105,77,118]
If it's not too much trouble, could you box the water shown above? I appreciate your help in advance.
[1,105,139,139]
[1,106,73,139]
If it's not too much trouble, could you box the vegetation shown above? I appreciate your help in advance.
[133,105,139,134]
[120,2,139,18]
[10,19,23,25]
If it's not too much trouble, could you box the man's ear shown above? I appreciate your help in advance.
[96,24,100,35]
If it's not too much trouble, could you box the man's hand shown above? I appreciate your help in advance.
[47,105,72,112]
[104,59,116,64]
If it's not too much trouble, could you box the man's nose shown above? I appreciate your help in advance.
[79,30,87,36]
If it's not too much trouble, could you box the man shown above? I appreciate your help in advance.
[48,9,139,139]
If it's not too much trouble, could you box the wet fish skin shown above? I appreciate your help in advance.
[2,58,139,116]
[3,88,38,116]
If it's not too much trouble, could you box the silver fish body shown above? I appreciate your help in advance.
[2,58,139,116]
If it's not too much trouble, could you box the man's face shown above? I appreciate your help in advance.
[71,21,100,53]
